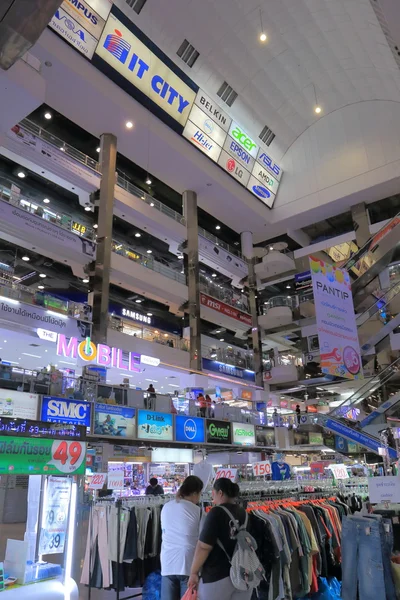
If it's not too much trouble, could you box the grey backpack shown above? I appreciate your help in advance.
[216,506,265,591]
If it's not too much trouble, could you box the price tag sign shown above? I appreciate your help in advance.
[50,440,86,474]
[108,468,124,490]
[329,463,349,479]
[39,476,71,555]
[252,461,271,477]
[89,473,108,490]
[215,468,238,482]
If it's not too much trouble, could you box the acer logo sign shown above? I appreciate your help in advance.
[229,122,258,158]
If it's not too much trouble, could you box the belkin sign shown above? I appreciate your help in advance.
[56,335,160,372]
[93,6,197,130]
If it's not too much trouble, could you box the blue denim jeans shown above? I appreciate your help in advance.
[161,575,188,600]
[342,515,394,600]
[364,515,396,600]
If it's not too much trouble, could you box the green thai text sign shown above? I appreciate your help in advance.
[0,436,86,475]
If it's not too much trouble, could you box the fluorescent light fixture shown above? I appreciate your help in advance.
[220,338,224,342]
[59,360,76,365]
[126,121,134,129]
[212,273,217,278]
[43,198,50,204]
[168,384,180,387]
[47,310,68,319]
[0,296,19,305]
[147,250,152,254]
[38,285,44,290]
[82,278,89,283]
[22,256,30,261]
[22,352,41,358]
[135,299,142,303]
[147,313,152,316]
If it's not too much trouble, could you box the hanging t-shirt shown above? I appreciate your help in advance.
[160,499,202,576]
[271,461,291,480]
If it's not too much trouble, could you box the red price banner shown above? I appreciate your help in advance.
[252,461,271,477]
[50,441,85,474]
[89,473,107,490]
[215,468,238,482]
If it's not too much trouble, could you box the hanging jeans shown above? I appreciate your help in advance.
[342,515,395,600]
[81,506,111,588]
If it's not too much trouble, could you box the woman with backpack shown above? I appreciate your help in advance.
[188,478,262,600]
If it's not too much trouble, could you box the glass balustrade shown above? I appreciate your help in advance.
[109,315,189,351]
[198,227,244,260]
[199,274,250,313]
[112,240,186,284]
[202,344,254,370]
[262,295,295,313]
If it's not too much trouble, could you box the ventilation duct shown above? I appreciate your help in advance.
[0,0,63,70]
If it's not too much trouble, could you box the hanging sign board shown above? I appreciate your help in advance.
[215,468,238,482]
[329,464,349,480]
[39,476,71,555]
[368,476,400,504]
[252,461,271,477]
[89,473,108,489]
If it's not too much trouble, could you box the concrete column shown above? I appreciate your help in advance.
[351,202,370,248]
[91,133,117,344]
[241,231,263,388]
[183,190,202,371]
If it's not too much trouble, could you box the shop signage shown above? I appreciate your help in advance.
[62,0,106,38]
[0,436,86,475]
[310,256,363,381]
[241,389,253,401]
[188,104,227,146]
[137,410,173,441]
[152,447,193,463]
[202,358,255,383]
[122,308,151,325]
[223,135,255,171]
[228,122,258,158]
[206,419,232,445]
[368,476,400,504]
[39,476,71,555]
[49,5,99,58]
[256,149,282,181]
[0,417,86,440]
[252,461,271,477]
[182,120,223,161]
[295,270,312,292]
[215,468,237,482]
[93,403,136,438]
[41,397,92,427]
[95,8,197,128]
[256,426,276,447]
[232,422,255,446]
[309,432,324,445]
[200,292,251,326]
[107,465,124,489]
[175,415,205,443]
[251,161,279,195]
[89,472,107,489]
[56,334,160,371]
[86,0,113,20]
[329,464,349,480]
[310,462,326,475]
[246,174,276,209]
[194,90,231,132]
[218,150,251,186]
[72,221,88,236]
[0,391,38,420]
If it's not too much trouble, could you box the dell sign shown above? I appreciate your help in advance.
[41,397,92,427]
[175,415,205,443]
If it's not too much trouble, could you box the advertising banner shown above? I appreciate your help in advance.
[324,417,397,460]
[232,422,255,446]
[137,410,173,441]
[175,415,205,444]
[202,358,255,383]
[49,5,99,58]
[206,419,231,445]
[39,477,71,555]
[0,417,86,440]
[0,436,86,475]
[0,391,38,420]
[218,150,251,187]
[0,197,96,259]
[182,120,223,161]
[61,0,106,38]
[310,257,363,380]
[200,292,252,326]
[41,397,92,428]
[255,426,275,447]
[309,432,324,445]
[188,104,227,147]
[95,7,197,128]
[93,404,136,438]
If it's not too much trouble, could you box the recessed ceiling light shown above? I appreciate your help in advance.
[215,225,221,230]
[287,295,291,299]
[22,256,30,262]
[147,250,152,254]
[259,32,267,42]
[286,285,291,289]
[150,202,155,207]
[220,338,224,342]
[93,224,98,229]
[135,299,142,303]
[60,147,65,152]
[181,269,184,274]
[38,285,45,290]
[39,273,46,278]
[82,278,89,283]
[314,106,322,114]
[146,177,152,185]
[212,273,217,278]
[135,232,141,238]
[43,198,50,204]
[84,206,91,212]
[17,171,26,179]
[96,147,100,153]
[126,121,133,129]
[269,246,274,250]
[44,112,52,120]
[147,313,152,316]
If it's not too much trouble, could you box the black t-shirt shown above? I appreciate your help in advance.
[145,484,164,496]
[199,503,247,584]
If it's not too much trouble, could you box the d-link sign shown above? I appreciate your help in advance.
[95,9,197,127]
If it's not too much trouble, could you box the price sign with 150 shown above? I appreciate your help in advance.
[252,461,271,477]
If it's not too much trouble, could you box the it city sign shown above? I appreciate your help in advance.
[56,335,160,372]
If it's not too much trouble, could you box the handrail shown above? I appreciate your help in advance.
[356,280,400,327]
[112,240,186,284]
[198,227,244,260]
[199,275,250,313]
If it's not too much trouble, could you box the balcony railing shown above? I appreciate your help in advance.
[112,240,186,284]
[109,315,189,351]
[199,275,250,313]
[202,344,254,370]
[262,295,296,313]
[198,227,244,260]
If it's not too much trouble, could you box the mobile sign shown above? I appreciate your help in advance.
[175,415,205,443]
[0,436,86,475]
[329,464,349,480]
[137,410,173,441]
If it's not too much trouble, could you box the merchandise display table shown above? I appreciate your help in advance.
[1,578,78,599]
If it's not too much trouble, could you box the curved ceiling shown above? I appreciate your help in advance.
[133,0,400,154]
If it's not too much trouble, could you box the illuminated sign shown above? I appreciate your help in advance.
[37,328,58,342]
[49,5,99,58]
[223,135,255,171]
[194,90,231,132]
[137,410,173,441]
[256,149,281,181]
[246,175,276,209]
[62,0,106,38]
[122,308,151,325]
[182,120,222,161]
[218,150,251,186]
[228,122,258,158]
[188,104,227,146]
[72,221,87,236]
[250,162,279,195]
[206,419,231,444]
[175,415,205,443]
[56,335,160,371]
[232,422,255,446]
[95,9,197,127]
[41,397,92,427]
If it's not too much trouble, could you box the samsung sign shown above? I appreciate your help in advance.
[41,397,92,427]
[94,7,197,128]
[175,415,205,443]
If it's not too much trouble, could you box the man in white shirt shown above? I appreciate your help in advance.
[161,475,204,600]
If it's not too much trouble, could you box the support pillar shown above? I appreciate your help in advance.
[91,133,117,344]
[241,231,263,388]
[183,190,202,371]
[351,202,370,248]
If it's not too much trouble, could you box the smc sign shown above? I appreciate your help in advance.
[41,397,92,427]
[175,415,205,443]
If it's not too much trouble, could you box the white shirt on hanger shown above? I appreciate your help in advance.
[160,499,202,576]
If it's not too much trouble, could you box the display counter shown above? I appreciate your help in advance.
[2,578,78,599]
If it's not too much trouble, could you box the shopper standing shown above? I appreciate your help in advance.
[146,383,156,410]
[198,393,207,418]
[188,478,252,600]
[145,477,164,496]
[161,475,204,600]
